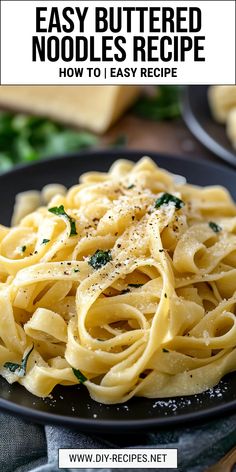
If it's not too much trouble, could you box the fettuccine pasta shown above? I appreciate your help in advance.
[1,157,236,404]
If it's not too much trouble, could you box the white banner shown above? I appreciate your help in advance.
[0,0,235,85]
[58,448,178,468]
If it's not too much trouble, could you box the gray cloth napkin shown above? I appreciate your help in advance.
[1,410,236,472]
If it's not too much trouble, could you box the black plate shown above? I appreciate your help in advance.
[182,86,236,167]
[1,149,236,432]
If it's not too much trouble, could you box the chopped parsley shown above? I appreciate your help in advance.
[21,245,26,253]
[88,249,112,270]
[41,239,50,245]
[48,205,77,236]
[162,348,169,353]
[209,221,222,233]
[72,368,87,383]
[0,112,98,172]
[73,268,80,273]
[155,193,184,210]
[128,283,144,288]
[4,345,34,377]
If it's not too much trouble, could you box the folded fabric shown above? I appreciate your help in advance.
[1,410,236,472]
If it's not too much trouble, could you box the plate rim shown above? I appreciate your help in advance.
[1,393,236,432]
[1,149,236,431]
[0,146,235,180]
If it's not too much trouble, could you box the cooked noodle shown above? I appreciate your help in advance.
[1,157,236,404]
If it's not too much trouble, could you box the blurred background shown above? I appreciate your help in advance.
[0,84,235,173]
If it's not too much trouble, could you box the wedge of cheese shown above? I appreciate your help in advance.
[208,86,236,123]
[0,85,140,133]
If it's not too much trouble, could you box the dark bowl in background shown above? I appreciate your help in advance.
[182,86,236,167]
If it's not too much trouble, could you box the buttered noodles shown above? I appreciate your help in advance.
[1,157,236,404]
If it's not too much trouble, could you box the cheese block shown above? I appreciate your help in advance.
[0,85,140,133]
[227,107,236,150]
[208,86,236,123]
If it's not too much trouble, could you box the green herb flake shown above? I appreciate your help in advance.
[155,193,184,210]
[48,205,77,237]
[72,368,87,383]
[73,268,80,273]
[162,348,169,353]
[209,221,222,233]
[128,284,144,288]
[41,239,50,245]
[21,245,26,253]
[4,345,34,378]
[0,111,97,174]
[88,249,112,270]
[133,86,180,121]
[127,184,135,190]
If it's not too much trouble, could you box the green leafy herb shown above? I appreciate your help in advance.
[41,130,98,157]
[73,268,80,273]
[48,205,77,236]
[21,245,26,253]
[128,283,144,288]
[127,184,135,190]
[162,348,169,353]
[209,221,222,233]
[155,193,184,210]
[88,249,112,270]
[133,86,181,121]
[3,363,20,374]
[72,368,87,383]
[0,112,98,173]
[0,153,13,171]
[41,239,50,245]
[4,345,34,377]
